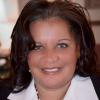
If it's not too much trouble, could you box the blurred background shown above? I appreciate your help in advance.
[0,0,100,99]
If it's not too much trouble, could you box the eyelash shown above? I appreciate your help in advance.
[57,43,68,48]
[33,45,43,50]
[32,43,68,51]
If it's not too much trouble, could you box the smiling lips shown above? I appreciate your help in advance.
[41,67,63,74]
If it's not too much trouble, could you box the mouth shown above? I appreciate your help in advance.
[41,67,63,74]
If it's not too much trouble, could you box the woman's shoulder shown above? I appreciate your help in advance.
[76,75,100,100]
[64,75,99,100]
[0,84,12,100]
[74,75,100,94]
[7,79,38,100]
[90,75,100,99]
[6,75,100,100]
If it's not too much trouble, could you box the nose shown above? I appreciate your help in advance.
[44,50,59,64]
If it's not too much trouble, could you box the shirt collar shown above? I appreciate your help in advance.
[64,75,98,100]
[8,79,38,100]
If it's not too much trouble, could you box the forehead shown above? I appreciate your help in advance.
[29,18,79,45]
[29,17,71,37]
[29,17,77,46]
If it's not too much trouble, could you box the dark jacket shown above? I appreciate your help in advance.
[91,76,100,99]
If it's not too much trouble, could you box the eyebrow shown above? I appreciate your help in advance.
[58,39,71,42]
[34,39,71,45]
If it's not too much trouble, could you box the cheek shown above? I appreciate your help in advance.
[61,50,77,74]
[27,52,40,68]
[60,49,78,67]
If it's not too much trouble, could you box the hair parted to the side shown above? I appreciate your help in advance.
[10,0,97,93]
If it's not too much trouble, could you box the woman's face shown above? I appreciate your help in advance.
[28,18,79,90]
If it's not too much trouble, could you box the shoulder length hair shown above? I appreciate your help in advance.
[10,0,97,93]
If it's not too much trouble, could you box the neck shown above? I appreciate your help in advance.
[35,82,71,100]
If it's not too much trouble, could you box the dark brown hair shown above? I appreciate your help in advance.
[11,0,97,93]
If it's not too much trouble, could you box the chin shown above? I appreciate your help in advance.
[40,77,69,90]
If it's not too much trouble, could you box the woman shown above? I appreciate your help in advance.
[8,0,100,100]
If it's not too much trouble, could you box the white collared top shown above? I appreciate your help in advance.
[8,75,99,100]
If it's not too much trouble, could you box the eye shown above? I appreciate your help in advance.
[57,43,68,48]
[33,45,44,51]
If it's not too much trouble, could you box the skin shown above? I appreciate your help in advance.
[28,17,80,100]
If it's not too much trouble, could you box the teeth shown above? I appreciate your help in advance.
[43,68,60,72]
